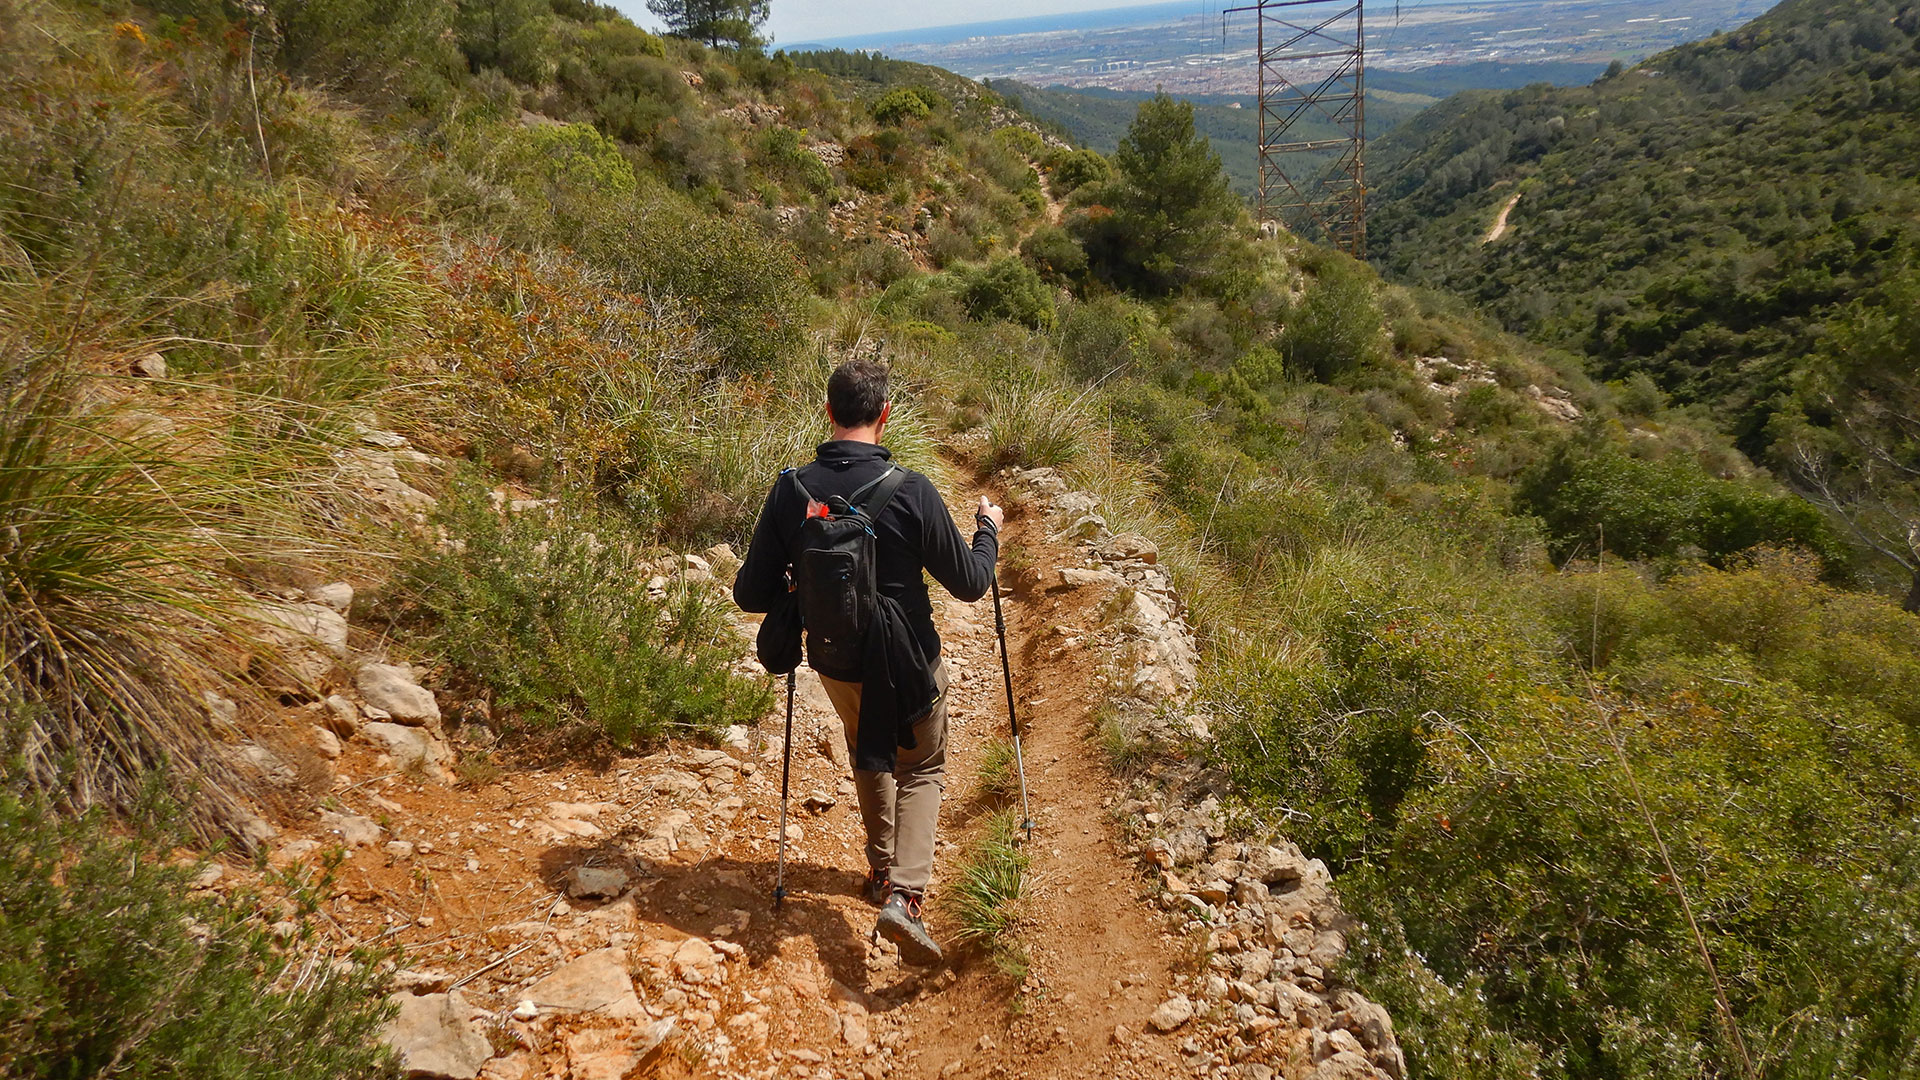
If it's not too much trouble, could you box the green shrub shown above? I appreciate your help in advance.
[1613,371,1669,418]
[842,130,918,193]
[960,256,1054,329]
[0,769,398,1080]
[1019,225,1086,285]
[504,122,639,196]
[1517,445,1846,568]
[1233,343,1288,393]
[871,85,936,125]
[992,126,1046,158]
[1450,382,1524,430]
[400,480,772,751]
[849,238,916,289]
[265,0,459,102]
[926,219,988,268]
[1056,296,1146,383]
[752,126,832,193]
[1217,576,1551,864]
[1282,254,1386,381]
[1045,147,1113,197]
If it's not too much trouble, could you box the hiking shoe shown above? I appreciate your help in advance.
[864,867,892,906]
[877,889,943,967]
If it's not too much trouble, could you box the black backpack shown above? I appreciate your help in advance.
[788,466,911,677]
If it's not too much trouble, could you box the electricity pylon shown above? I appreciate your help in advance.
[1225,0,1366,257]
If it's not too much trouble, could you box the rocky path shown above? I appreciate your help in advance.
[232,460,1404,1080]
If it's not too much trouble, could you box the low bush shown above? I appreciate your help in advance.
[1282,254,1387,381]
[1018,225,1087,285]
[752,126,832,194]
[959,257,1055,329]
[1045,147,1112,196]
[399,480,772,752]
[0,761,398,1079]
[1056,296,1148,383]
[871,85,938,125]
[1517,445,1846,568]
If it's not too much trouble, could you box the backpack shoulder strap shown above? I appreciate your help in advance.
[782,466,811,502]
[856,466,912,522]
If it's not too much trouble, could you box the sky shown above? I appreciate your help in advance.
[605,0,1224,48]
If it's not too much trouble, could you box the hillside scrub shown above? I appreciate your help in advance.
[1368,0,1920,490]
[395,480,771,754]
[3,0,1918,1077]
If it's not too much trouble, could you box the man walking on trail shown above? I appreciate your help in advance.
[734,359,1003,967]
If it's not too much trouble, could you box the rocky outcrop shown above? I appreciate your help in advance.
[356,663,442,727]
[1412,355,1582,424]
[524,948,645,1019]
[720,101,783,126]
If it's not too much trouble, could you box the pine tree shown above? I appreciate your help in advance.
[646,0,770,48]
[1072,92,1243,294]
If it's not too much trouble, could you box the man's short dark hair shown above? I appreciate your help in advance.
[827,359,889,429]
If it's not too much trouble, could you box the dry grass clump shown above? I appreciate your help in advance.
[945,809,1031,980]
[0,312,352,842]
[980,382,1102,471]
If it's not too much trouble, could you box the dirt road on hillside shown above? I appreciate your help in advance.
[1483,190,1523,244]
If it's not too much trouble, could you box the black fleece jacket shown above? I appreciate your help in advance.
[733,441,999,676]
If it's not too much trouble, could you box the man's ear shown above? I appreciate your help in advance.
[824,401,837,427]
[877,401,892,428]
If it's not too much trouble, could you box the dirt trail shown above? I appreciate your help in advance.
[1483,190,1523,244]
[254,471,1203,1080]
[879,479,1186,1079]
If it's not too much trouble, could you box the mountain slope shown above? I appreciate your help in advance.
[8,2,1920,1080]
[1369,0,1920,449]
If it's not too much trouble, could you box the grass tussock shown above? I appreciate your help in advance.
[0,319,356,841]
[946,809,1031,980]
[972,737,1021,802]
[980,382,1102,472]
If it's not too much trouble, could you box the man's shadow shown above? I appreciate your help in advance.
[536,836,930,1006]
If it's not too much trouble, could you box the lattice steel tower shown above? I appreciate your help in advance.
[1224,0,1366,256]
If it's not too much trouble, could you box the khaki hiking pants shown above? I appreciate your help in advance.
[817,660,949,895]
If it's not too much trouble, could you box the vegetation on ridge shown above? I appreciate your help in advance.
[1368,0,1920,598]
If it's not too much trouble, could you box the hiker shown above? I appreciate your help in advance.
[734,358,1003,966]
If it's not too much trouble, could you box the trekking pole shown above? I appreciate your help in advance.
[989,567,1035,841]
[774,667,795,908]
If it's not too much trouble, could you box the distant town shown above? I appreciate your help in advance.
[821,0,1782,95]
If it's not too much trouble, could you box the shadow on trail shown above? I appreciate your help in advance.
[536,840,916,999]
